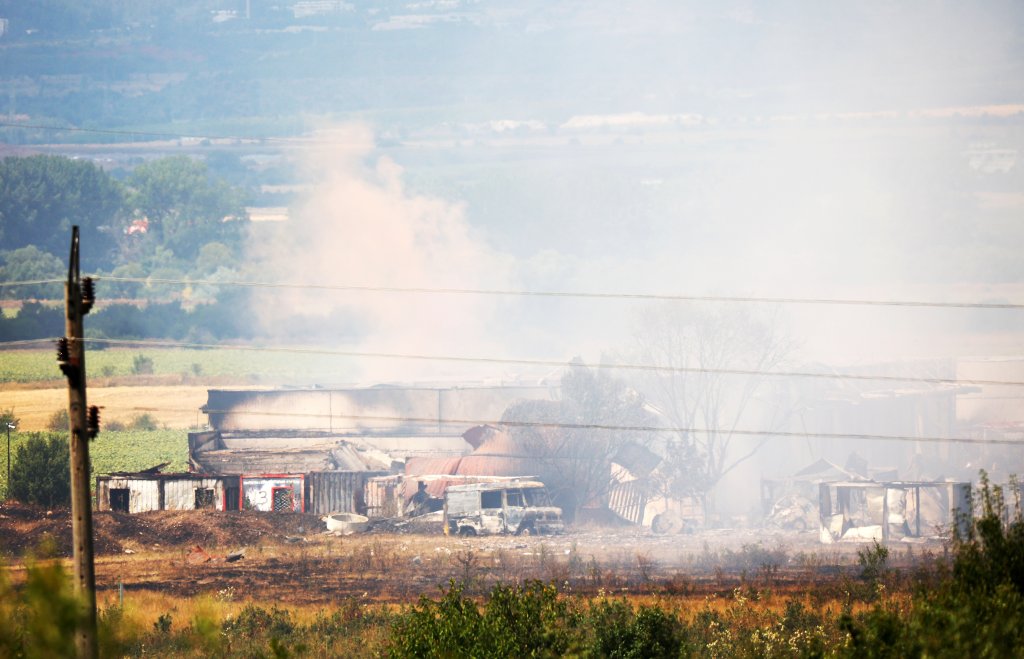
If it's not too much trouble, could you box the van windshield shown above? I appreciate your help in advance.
[522,488,547,506]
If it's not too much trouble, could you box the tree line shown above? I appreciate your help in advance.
[0,153,254,342]
[0,154,248,296]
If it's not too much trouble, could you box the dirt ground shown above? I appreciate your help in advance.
[0,502,946,606]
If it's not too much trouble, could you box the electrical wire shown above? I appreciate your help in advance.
[114,405,1024,446]
[2,336,1021,389]
[0,338,59,348]
[79,337,1024,388]
[0,278,65,287]
[3,274,1019,310]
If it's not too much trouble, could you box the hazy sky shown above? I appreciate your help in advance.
[245,1,1024,384]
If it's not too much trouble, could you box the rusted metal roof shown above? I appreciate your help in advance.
[405,456,463,476]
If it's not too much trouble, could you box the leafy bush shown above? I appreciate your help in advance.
[0,554,86,657]
[588,599,687,659]
[223,604,296,640]
[46,408,69,432]
[390,580,579,657]
[840,473,1024,657]
[128,413,159,431]
[9,433,70,507]
[130,354,154,375]
[0,409,19,429]
[953,473,1024,598]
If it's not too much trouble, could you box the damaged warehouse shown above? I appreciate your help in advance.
[818,479,972,544]
[96,472,232,513]
[94,381,987,547]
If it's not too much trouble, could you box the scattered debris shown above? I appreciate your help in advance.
[651,511,685,535]
[225,549,246,562]
[323,512,370,535]
[766,494,817,532]
[186,545,215,565]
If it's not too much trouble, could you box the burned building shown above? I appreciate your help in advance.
[96,472,233,513]
[818,479,971,543]
[175,383,559,517]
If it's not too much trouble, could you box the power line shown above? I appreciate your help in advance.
[87,275,1024,310]
[0,338,59,348]
[2,275,1022,309]
[118,405,1024,446]
[1,335,1020,389]
[80,337,1024,388]
[0,278,65,287]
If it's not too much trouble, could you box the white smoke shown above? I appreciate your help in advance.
[248,123,517,382]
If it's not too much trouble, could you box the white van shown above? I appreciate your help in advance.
[443,480,564,536]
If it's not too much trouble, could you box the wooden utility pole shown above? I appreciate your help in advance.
[60,227,98,659]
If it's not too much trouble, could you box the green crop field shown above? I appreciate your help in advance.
[0,429,188,498]
[0,347,358,384]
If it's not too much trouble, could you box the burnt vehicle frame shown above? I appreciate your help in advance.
[443,480,564,537]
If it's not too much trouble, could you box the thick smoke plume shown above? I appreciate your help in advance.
[248,124,516,382]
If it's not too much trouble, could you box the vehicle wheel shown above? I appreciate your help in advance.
[789,518,808,532]
[517,525,534,537]
[459,526,477,537]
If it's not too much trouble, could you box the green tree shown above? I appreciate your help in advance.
[0,155,125,269]
[124,156,248,263]
[840,473,1024,657]
[0,409,18,430]
[0,301,64,342]
[0,245,64,298]
[9,434,70,507]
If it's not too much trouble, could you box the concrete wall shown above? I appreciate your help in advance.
[205,385,556,434]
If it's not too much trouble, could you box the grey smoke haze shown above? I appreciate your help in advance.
[237,1,1024,515]
[249,1,1024,378]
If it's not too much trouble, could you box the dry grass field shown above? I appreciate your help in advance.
[0,501,911,607]
[0,385,215,430]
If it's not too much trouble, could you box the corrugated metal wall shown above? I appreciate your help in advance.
[97,478,162,513]
[164,478,226,511]
[608,481,646,525]
[308,471,387,515]
[366,475,404,518]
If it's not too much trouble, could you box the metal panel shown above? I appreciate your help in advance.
[307,471,384,515]
[163,478,226,511]
[366,475,403,518]
[98,477,161,513]
[241,475,304,512]
[608,481,646,525]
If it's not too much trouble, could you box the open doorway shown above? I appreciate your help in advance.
[110,488,129,512]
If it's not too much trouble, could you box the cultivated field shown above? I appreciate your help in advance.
[0,346,359,386]
[0,386,212,431]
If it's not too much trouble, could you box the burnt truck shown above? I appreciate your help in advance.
[443,480,564,536]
